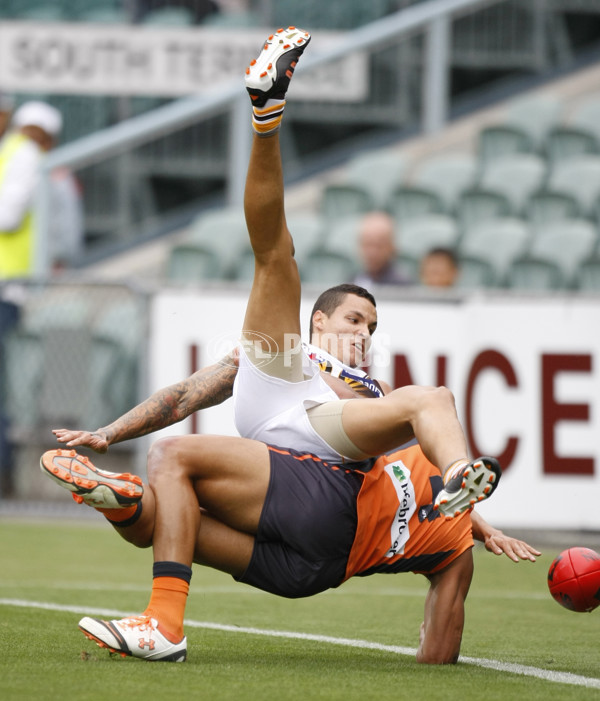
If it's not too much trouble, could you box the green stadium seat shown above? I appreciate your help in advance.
[477,125,535,168]
[506,255,564,290]
[526,190,580,231]
[456,188,512,234]
[412,154,478,212]
[546,155,600,217]
[398,214,460,262]
[456,255,498,289]
[576,257,600,291]
[479,154,547,215]
[458,217,532,285]
[544,127,598,170]
[300,250,357,285]
[527,219,598,287]
[167,244,223,283]
[320,184,376,222]
[343,149,407,208]
[386,186,445,223]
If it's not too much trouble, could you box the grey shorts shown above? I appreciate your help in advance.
[235,445,365,598]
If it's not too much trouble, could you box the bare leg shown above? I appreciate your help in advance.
[340,385,469,471]
[242,131,302,352]
[146,434,271,570]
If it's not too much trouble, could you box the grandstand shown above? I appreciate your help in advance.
[1,0,600,506]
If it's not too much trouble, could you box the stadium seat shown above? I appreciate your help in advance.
[386,186,445,223]
[457,217,532,285]
[455,188,512,234]
[456,255,498,289]
[504,94,563,150]
[479,154,547,215]
[187,208,249,278]
[546,155,600,217]
[506,256,564,290]
[526,190,580,231]
[321,215,364,255]
[343,149,407,208]
[527,219,598,287]
[477,125,535,168]
[544,127,598,170]
[398,214,460,262]
[231,212,326,282]
[412,153,478,213]
[166,244,223,283]
[576,257,600,291]
[300,250,357,285]
[320,184,376,222]
[287,213,327,264]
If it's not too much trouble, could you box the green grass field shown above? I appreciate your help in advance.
[1,518,599,701]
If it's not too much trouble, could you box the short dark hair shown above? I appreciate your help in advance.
[424,246,458,266]
[309,284,376,338]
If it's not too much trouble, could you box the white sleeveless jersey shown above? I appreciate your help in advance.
[233,342,383,461]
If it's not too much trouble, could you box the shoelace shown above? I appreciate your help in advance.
[119,616,156,631]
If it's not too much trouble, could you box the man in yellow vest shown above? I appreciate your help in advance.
[0,101,62,279]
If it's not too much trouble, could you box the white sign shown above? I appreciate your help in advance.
[0,22,367,100]
[150,289,600,530]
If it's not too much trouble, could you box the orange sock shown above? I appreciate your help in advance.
[143,576,190,641]
[96,501,141,527]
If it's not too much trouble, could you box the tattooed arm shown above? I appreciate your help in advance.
[52,352,238,453]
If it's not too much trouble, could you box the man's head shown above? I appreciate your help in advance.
[309,284,377,367]
[357,211,397,279]
[12,101,63,152]
[420,247,459,288]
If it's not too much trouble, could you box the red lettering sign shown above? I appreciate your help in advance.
[465,350,519,472]
[542,354,593,475]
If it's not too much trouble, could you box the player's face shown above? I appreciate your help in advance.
[313,294,377,367]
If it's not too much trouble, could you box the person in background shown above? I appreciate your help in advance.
[0,100,63,280]
[419,246,460,288]
[352,211,414,287]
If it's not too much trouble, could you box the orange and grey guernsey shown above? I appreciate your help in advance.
[344,444,473,579]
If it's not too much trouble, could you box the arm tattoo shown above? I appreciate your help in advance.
[101,353,238,445]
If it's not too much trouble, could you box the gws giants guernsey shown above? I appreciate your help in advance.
[344,444,474,579]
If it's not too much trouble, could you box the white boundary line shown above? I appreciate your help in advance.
[1,598,599,690]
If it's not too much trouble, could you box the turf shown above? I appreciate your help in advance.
[1,519,599,701]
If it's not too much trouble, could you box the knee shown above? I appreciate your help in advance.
[417,385,457,415]
[146,436,184,485]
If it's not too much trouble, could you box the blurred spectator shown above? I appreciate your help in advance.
[419,247,459,288]
[0,101,63,279]
[352,211,414,288]
[0,94,14,139]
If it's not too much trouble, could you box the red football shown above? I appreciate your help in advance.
[547,547,600,612]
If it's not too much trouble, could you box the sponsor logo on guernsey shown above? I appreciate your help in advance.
[384,461,416,558]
